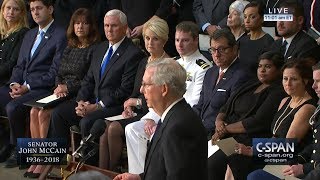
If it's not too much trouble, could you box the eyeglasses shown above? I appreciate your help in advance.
[141,82,155,88]
[208,46,232,54]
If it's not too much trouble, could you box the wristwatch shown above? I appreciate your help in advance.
[136,98,142,109]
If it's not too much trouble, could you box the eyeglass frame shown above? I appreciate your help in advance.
[208,46,232,54]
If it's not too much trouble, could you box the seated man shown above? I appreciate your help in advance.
[0,0,66,167]
[48,9,144,148]
[124,21,212,174]
[269,0,319,61]
[114,59,207,180]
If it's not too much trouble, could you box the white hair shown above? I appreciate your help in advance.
[105,9,127,25]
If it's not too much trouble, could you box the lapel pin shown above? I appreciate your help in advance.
[117,53,119,56]
[44,36,48,39]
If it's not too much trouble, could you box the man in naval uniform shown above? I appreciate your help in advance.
[124,21,212,174]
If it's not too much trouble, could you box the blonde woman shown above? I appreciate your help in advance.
[0,0,28,85]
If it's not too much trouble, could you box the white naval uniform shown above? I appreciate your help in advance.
[125,50,212,174]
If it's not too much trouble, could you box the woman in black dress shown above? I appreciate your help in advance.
[208,51,287,180]
[238,1,274,76]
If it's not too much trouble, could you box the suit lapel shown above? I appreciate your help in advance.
[26,29,38,65]
[30,23,55,61]
[99,38,129,83]
[285,31,302,59]
[144,102,177,174]
[211,0,221,16]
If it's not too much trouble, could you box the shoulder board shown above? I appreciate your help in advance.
[173,56,181,60]
[196,59,210,69]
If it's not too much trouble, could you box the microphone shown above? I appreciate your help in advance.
[72,119,106,158]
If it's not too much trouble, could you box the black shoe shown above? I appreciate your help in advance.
[0,144,11,163]
[28,172,41,179]
[3,148,18,168]
[23,171,33,178]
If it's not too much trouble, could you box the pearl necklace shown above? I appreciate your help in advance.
[309,106,320,126]
[148,51,166,63]
[272,95,305,135]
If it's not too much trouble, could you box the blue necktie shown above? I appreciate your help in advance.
[30,30,44,58]
[100,46,113,79]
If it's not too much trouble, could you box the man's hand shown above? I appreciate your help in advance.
[206,25,218,36]
[283,164,304,177]
[53,84,68,97]
[9,84,28,98]
[234,143,253,156]
[113,173,141,180]
[130,25,143,38]
[144,119,157,137]
[215,120,227,136]
[75,100,88,117]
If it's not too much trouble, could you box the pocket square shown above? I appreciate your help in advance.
[217,89,226,92]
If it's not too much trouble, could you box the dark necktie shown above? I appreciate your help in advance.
[30,30,44,58]
[280,40,288,56]
[100,46,113,79]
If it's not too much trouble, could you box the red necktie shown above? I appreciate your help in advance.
[216,71,225,85]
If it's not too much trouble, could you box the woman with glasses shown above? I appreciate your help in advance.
[98,17,170,171]
[238,1,274,76]
[208,51,287,180]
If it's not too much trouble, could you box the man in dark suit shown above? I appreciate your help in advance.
[0,0,67,167]
[114,59,207,180]
[193,29,249,136]
[48,9,144,143]
[193,0,234,35]
[269,0,319,61]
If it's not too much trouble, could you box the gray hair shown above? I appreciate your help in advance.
[105,9,127,25]
[146,58,186,97]
[229,0,250,22]
[69,171,111,180]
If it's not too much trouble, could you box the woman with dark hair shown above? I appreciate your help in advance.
[245,60,317,180]
[207,51,287,180]
[239,1,274,76]
[0,0,29,85]
[25,8,100,178]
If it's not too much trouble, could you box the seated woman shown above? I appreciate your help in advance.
[0,0,29,85]
[227,0,249,42]
[238,1,274,75]
[239,60,317,180]
[0,0,28,162]
[24,8,100,178]
[225,59,317,180]
[98,17,170,171]
[208,51,287,180]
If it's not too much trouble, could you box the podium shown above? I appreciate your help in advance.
[39,162,119,180]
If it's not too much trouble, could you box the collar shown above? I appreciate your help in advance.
[160,97,184,123]
[219,57,237,73]
[282,32,298,47]
[38,19,54,34]
[108,36,125,55]
[179,49,201,62]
